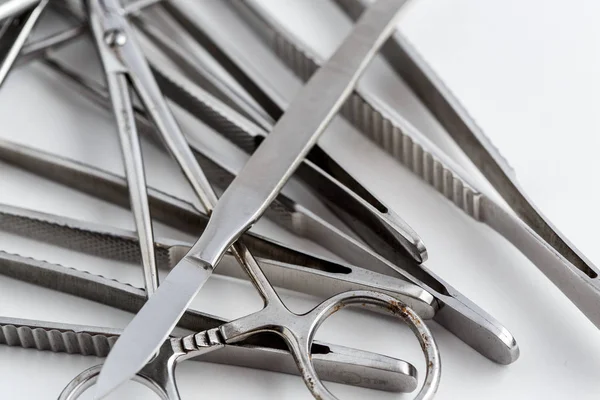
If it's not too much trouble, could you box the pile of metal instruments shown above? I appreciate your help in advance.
[0,0,598,398]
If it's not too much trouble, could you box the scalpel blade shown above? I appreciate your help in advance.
[95,1,409,398]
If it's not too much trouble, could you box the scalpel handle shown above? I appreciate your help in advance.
[94,3,412,397]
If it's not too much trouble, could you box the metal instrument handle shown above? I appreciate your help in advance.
[58,292,440,400]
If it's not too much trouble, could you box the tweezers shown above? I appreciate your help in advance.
[0,58,511,365]
[0,201,433,317]
[52,0,427,265]
[0,199,424,391]
[8,9,517,364]
[230,0,600,330]
[106,3,517,364]
[16,0,517,362]
[0,0,420,390]
[42,0,430,308]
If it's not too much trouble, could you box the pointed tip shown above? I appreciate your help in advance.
[93,346,141,400]
[94,366,123,400]
[91,259,210,398]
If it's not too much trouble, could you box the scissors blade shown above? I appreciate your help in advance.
[94,259,207,398]
[94,1,408,397]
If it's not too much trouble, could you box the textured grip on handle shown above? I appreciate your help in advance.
[341,93,482,220]
[0,318,118,357]
[267,23,483,221]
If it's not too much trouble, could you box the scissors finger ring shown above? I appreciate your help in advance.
[58,290,440,400]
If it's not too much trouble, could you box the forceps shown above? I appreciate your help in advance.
[25,0,427,271]
[266,0,600,330]
[0,159,426,388]
[100,1,517,364]
[0,1,424,393]
[8,15,514,363]
[0,188,428,389]
[128,2,427,264]
[0,202,435,319]
[0,137,437,392]
[85,1,440,399]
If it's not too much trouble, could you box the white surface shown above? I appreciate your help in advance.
[1,0,599,399]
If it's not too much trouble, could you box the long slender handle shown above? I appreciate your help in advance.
[336,0,600,330]
[105,72,159,297]
[484,198,600,328]
[87,0,160,298]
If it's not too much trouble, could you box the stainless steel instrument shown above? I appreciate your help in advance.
[86,1,440,399]
[237,0,600,331]
[128,0,518,365]
[0,0,48,86]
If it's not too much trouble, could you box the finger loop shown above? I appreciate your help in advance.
[57,364,169,400]
[295,290,441,400]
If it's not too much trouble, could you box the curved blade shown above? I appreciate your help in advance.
[94,258,208,399]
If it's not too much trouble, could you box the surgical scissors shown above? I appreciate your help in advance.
[122,0,518,364]
[6,11,516,362]
[87,0,165,297]
[57,291,435,400]
[0,250,418,392]
[80,1,440,399]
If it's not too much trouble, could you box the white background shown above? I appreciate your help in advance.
[1,0,600,398]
